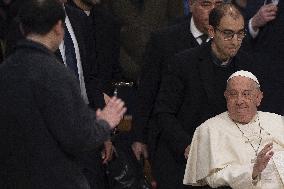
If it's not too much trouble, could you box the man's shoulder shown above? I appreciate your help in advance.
[92,5,120,27]
[199,112,230,131]
[258,111,284,135]
[175,43,208,60]
[152,18,191,42]
[259,111,283,121]
[14,40,71,80]
[64,3,89,22]
[235,49,251,60]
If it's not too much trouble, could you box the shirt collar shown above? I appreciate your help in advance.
[210,50,233,68]
[190,17,204,39]
[84,10,91,16]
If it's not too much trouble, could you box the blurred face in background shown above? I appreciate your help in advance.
[190,0,223,34]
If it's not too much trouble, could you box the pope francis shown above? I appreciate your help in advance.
[183,70,284,189]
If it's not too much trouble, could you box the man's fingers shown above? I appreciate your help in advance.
[132,147,142,160]
[119,107,127,118]
[136,151,141,160]
[260,143,273,154]
[107,97,125,112]
[143,148,149,159]
[263,4,277,11]
[96,109,102,118]
[115,99,125,112]
[102,145,113,164]
[132,143,141,160]
[264,150,274,161]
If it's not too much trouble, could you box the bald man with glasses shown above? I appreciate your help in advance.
[152,3,256,189]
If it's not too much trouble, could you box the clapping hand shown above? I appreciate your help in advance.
[132,141,148,161]
[252,142,274,179]
[96,96,127,129]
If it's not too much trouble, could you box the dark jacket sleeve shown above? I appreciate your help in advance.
[153,55,191,157]
[33,62,111,156]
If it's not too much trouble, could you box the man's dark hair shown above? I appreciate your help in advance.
[209,3,243,28]
[18,0,65,35]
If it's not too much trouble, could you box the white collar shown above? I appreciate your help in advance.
[190,17,204,39]
[229,112,259,126]
[84,10,91,16]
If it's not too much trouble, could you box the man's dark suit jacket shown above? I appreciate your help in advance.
[68,1,122,95]
[152,43,252,189]
[64,4,106,110]
[244,0,284,115]
[63,5,117,189]
[0,40,111,189]
[132,18,199,145]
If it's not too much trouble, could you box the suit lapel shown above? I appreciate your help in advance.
[54,50,64,64]
[181,19,199,49]
[197,43,217,104]
[65,5,90,78]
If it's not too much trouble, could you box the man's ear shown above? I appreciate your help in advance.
[256,91,263,107]
[53,20,64,37]
[208,25,215,39]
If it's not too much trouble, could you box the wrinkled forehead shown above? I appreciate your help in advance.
[218,14,244,30]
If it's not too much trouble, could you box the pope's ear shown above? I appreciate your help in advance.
[256,91,263,107]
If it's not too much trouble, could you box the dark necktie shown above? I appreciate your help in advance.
[64,24,79,79]
[199,34,208,44]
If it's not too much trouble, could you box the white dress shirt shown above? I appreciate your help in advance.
[190,17,209,45]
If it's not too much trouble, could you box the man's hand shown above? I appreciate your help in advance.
[132,141,148,160]
[101,139,113,164]
[251,4,278,31]
[103,93,111,104]
[252,142,274,179]
[184,145,191,159]
[96,96,127,129]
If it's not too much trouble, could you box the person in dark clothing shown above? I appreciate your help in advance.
[68,0,122,96]
[3,0,26,58]
[243,0,284,115]
[152,3,253,189]
[0,0,126,188]
[131,0,223,164]
[64,1,123,188]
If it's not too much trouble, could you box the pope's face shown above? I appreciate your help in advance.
[224,76,263,124]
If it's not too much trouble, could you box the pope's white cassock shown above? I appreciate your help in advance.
[183,111,284,189]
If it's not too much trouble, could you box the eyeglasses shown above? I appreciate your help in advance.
[198,1,223,10]
[226,90,255,100]
[215,28,246,41]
